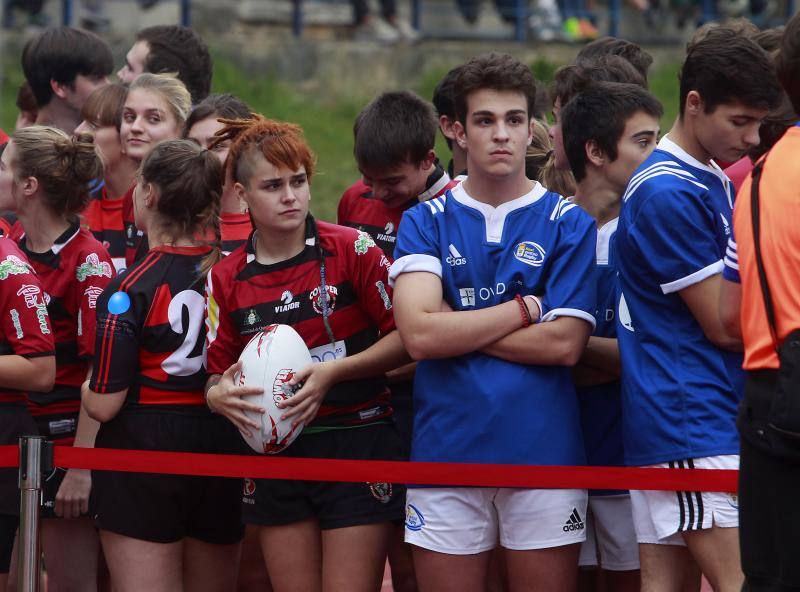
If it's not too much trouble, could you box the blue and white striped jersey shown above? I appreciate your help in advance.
[390,182,596,465]
[615,136,745,466]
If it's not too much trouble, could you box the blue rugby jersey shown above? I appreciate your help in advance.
[390,182,597,466]
[615,136,745,466]
[576,219,625,494]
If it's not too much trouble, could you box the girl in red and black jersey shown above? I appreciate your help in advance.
[205,117,411,592]
[0,235,55,588]
[185,93,254,256]
[120,73,192,268]
[1,126,115,591]
[84,140,243,592]
[75,83,138,273]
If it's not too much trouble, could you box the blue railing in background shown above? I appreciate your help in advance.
[61,0,795,41]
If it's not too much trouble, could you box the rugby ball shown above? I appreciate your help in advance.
[235,324,313,454]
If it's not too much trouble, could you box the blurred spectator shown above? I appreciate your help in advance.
[352,0,419,42]
[14,81,38,130]
[117,25,212,103]
[2,0,48,28]
[21,26,112,134]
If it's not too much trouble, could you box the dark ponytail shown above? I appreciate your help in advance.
[139,139,222,273]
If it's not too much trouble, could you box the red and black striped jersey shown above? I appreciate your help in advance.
[220,211,252,256]
[206,218,396,428]
[122,185,149,268]
[19,223,115,417]
[337,165,457,258]
[0,212,16,238]
[81,185,129,273]
[91,245,211,408]
[0,238,55,405]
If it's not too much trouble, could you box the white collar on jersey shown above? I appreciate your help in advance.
[596,217,619,265]
[450,181,547,243]
[418,170,453,203]
[658,135,733,207]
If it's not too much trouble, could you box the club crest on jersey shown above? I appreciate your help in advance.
[0,255,32,280]
[245,308,262,327]
[243,479,256,497]
[272,369,297,403]
[84,286,104,309]
[76,253,112,282]
[367,482,393,504]
[275,290,300,313]
[405,504,425,531]
[354,230,376,255]
[16,284,41,308]
[375,281,392,310]
[310,285,338,315]
[9,309,22,339]
[514,241,546,267]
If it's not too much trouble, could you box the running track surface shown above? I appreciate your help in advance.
[379,565,715,590]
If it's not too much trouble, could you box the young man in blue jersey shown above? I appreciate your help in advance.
[614,27,781,592]
[390,52,598,592]
[561,82,662,592]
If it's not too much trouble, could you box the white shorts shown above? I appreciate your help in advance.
[404,487,587,554]
[630,455,739,546]
[578,494,640,571]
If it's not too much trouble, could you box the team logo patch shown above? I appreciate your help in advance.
[245,308,262,327]
[275,290,300,313]
[0,255,32,280]
[76,253,112,281]
[513,241,546,267]
[9,309,22,339]
[375,281,392,310]
[354,231,376,255]
[446,244,467,266]
[563,507,585,532]
[405,504,425,531]
[368,482,393,504]
[84,286,104,309]
[243,479,256,496]
[727,493,739,510]
[310,285,338,315]
[272,369,298,404]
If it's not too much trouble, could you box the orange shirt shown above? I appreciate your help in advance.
[733,126,800,370]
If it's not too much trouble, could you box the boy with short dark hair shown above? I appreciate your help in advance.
[615,27,781,592]
[21,26,112,134]
[339,90,456,258]
[338,89,456,592]
[391,52,597,590]
[431,65,468,177]
[561,81,663,592]
[576,37,653,83]
[117,25,213,103]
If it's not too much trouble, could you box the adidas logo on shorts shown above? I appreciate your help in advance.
[562,507,584,532]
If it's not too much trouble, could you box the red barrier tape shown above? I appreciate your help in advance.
[0,445,739,492]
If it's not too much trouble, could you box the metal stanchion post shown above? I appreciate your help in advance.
[17,436,51,592]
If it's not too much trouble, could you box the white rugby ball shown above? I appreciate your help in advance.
[235,324,313,454]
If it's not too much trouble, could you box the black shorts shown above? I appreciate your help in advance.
[0,405,38,516]
[739,372,800,590]
[0,405,36,573]
[34,411,80,519]
[389,380,413,455]
[242,422,405,530]
[92,407,245,545]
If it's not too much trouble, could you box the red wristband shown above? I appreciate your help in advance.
[514,294,531,328]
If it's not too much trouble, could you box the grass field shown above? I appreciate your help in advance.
[1,55,681,222]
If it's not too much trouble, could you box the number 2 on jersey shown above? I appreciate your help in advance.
[162,289,205,376]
